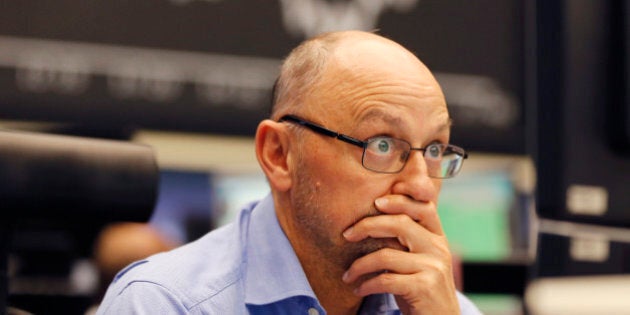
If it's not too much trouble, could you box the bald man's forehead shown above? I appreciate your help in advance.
[299,32,445,119]
[324,39,432,88]
[320,42,437,94]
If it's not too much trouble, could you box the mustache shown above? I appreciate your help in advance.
[350,206,382,226]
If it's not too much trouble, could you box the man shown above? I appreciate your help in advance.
[97,31,481,314]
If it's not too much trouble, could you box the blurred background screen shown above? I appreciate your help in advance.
[0,0,525,154]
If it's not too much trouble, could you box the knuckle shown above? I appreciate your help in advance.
[424,258,450,278]
[395,213,411,225]
[424,270,441,288]
[378,249,397,266]
[435,261,451,276]
[377,272,396,287]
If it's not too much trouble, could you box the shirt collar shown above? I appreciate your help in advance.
[359,294,400,315]
[243,194,318,305]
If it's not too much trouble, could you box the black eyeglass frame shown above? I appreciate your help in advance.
[278,114,468,177]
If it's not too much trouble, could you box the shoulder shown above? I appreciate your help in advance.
[96,281,187,314]
[98,223,246,312]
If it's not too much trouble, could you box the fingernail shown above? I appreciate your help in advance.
[375,198,387,208]
[342,271,349,282]
[342,227,353,238]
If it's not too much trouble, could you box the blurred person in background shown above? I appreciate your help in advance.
[85,222,175,314]
[97,31,481,314]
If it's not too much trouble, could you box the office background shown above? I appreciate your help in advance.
[1,0,629,314]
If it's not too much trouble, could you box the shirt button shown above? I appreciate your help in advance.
[307,307,319,315]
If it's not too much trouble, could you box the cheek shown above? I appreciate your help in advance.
[316,171,391,230]
[304,143,393,227]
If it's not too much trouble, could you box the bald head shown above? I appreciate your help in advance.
[270,31,439,119]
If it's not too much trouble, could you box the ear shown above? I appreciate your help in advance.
[255,120,292,192]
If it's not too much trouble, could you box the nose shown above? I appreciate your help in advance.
[391,150,440,202]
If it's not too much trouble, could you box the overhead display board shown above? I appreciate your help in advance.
[0,0,525,153]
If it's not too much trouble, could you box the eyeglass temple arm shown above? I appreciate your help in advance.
[279,115,365,149]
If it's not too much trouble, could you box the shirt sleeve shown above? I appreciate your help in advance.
[96,281,189,315]
[457,291,484,315]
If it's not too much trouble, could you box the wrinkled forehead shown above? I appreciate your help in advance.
[350,104,451,136]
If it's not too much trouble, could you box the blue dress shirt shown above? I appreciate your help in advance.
[97,194,482,314]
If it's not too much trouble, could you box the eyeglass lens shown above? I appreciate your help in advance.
[362,138,464,178]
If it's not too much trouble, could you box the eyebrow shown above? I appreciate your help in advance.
[356,108,404,128]
[356,107,452,134]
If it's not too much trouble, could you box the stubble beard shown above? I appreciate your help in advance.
[291,158,395,271]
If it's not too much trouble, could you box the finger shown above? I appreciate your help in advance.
[356,271,460,314]
[352,271,410,297]
[343,213,414,242]
[343,214,437,254]
[374,195,444,235]
[353,260,453,298]
[342,248,422,284]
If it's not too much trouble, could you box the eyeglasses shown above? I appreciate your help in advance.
[279,115,467,178]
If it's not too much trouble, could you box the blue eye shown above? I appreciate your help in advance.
[426,144,442,159]
[366,137,397,156]
[377,139,390,152]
